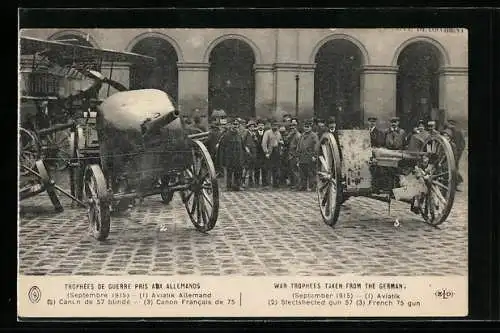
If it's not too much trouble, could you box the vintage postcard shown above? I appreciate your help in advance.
[18,27,468,318]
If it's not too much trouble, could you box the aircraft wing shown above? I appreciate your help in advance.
[20,36,156,65]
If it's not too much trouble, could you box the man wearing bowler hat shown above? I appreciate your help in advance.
[384,116,406,150]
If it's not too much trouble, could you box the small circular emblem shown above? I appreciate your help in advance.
[28,286,41,304]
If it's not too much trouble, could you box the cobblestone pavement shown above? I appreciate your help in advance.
[19,155,468,276]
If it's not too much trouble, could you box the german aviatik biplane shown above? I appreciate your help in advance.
[19,36,220,241]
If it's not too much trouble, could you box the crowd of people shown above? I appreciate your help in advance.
[181,111,466,193]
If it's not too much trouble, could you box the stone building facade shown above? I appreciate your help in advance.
[20,28,468,130]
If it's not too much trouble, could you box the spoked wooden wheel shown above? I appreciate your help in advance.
[43,129,72,171]
[419,134,457,226]
[316,133,343,227]
[19,128,41,177]
[182,140,219,232]
[35,160,63,213]
[83,164,111,241]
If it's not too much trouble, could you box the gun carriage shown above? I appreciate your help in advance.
[316,129,457,227]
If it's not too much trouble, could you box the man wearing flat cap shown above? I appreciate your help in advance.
[384,116,406,150]
[367,116,384,147]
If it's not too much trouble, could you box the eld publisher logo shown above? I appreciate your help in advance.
[28,286,41,304]
[434,288,455,300]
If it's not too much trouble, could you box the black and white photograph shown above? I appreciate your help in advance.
[18,28,468,279]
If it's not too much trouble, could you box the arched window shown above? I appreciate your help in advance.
[314,39,363,128]
[396,41,443,132]
[208,39,256,119]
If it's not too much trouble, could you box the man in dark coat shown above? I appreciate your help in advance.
[208,116,228,178]
[296,120,319,191]
[406,119,430,152]
[367,116,384,147]
[254,120,268,187]
[316,118,327,138]
[384,116,406,150]
[243,120,258,187]
[219,118,245,191]
[286,118,301,188]
[193,115,207,132]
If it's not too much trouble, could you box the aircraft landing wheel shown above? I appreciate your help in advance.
[83,164,111,241]
[35,160,63,213]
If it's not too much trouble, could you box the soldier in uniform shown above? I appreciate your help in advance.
[296,120,319,191]
[367,116,384,147]
[254,120,268,187]
[193,115,207,132]
[406,120,430,152]
[239,118,256,188]
[384,116,406,150]
[278,122,290,186]
[244,120,259,187]
[316,118,327,138]
[219,118,245,191]
[286,118,301,188]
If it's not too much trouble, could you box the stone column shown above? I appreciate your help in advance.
[99,61,130,100]
[274,63,316,120]
[360,65,398,129]
[297,64,315,120]
[438,66,468,129]
[177,62,210,121]
[254,64,275,119]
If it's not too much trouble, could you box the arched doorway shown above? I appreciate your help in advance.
[208,39,255,119]
[314,39,363,128]
[396,41,442,132]
[130,37,179,104]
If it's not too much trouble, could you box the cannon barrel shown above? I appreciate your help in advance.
[142,110,180,136]
[188,131,209,141]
